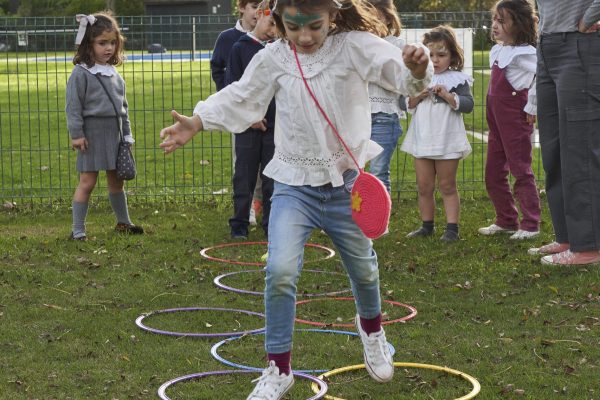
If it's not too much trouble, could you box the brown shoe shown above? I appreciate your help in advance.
[69,232,87,241]
[115,223,144,234]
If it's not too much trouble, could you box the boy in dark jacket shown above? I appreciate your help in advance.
[225,0,277,239]
[210,0,259,91]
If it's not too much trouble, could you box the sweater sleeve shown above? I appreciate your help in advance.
[210,33,227,91]
[583,0,600,29]
[452,82,474,114]
[65,68,87,140]
[122,90,132,138]
[225,42,244,86]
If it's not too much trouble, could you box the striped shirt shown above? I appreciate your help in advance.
[537,0,600,33]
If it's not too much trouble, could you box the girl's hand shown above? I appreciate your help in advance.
[431,85,457,108]
[402,44,429,80]
[250,119,267,132]
[408,89,429,108]
[71,137,88,152]
[431,84,449,98]
[526,113,536,124]
[160,110,203,154]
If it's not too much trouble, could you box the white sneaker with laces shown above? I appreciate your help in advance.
[509,229,540,240]
[246,360,294,400]
[477,224,516,236]
[355,315,394,383]
[249,207,257,226]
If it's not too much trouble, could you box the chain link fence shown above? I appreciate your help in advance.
[0,12,544,204]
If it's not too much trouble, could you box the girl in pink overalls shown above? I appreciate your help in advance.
[479,0,541,240]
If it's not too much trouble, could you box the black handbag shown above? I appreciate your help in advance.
[95,74,136,180]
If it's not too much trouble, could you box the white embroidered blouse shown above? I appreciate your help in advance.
[194,31,432,187]
[368,35,406,117]
[489,44,537,115]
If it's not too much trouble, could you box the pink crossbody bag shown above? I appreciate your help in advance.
[292,45,391,239]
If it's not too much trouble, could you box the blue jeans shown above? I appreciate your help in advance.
[369,112,403,193]
[265,170,381,354]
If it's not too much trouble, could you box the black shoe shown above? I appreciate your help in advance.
[230,229,248,239]
[115,223,144,234]
[406,227,433,238]
[440,230,459,242]
[69,232,87,241]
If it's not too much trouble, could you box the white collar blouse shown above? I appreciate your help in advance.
[194,31,432,187]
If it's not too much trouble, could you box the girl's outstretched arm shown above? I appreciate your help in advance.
[159,110,203,154]
[402,44,429,80]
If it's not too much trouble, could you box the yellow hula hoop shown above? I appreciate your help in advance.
[310,362,481,400]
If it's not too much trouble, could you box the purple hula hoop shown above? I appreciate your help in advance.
[157,369,328,400]
[213,269,352,297]
[135,307,265,337]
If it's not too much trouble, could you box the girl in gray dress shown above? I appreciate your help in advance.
[66,12,143,240]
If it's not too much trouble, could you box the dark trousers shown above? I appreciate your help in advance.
[229,127,275,235]
[537,31,600,251]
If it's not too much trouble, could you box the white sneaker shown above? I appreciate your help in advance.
[355,315,394,383]
[249,207,257,226]
[246,360,294,400]
[510,229,540,240]
[477,224,516,236]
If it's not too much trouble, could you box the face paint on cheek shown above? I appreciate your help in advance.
[283,10,322,26]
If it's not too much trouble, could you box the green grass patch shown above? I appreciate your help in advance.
[1,51,547,203]
[1,199,599,399]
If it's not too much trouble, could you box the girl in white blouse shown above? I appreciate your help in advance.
[478,0,541,240]
[161,1,431,398]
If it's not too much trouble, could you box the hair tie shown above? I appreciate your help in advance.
[331,0,343,8]
[75,14,97,45]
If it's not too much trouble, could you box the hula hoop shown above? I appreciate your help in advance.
[310,362,481,400]
[210,329,396,373]
[295,297,417,328]
[158,369,328,400]
[213,269,352,297]
[199,241,336,266]
[135,307,265,337]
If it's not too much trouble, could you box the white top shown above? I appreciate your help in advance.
[78,63,117,77]
[368,35,405,117]
[489,44,537,115]
[235,19,249,33]
[195,31,433,187]
[401,70,472,159]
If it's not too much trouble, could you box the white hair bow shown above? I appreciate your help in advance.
[75,14,97,45]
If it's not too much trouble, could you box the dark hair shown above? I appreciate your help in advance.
[238,0,261,17]
[492,0,537,46]
[271,0,386,40]
[366,0,401,37]
[423,25,464,71]
[73,11,125,67]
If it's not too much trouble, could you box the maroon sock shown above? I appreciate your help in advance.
[360,313,382,335]
[267,351,291,375]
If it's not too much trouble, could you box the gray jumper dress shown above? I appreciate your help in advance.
[65,64,132,172]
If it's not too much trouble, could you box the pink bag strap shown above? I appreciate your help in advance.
[291,43,362,173]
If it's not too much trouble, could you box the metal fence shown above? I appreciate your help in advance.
[0,12,544,204]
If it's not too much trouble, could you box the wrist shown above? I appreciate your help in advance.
[193,114,203,132]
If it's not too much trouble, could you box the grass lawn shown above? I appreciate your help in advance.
[1,198,599,399]
[1,50,546,204]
